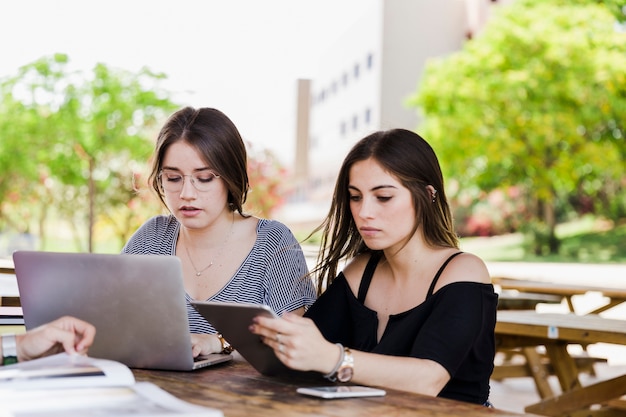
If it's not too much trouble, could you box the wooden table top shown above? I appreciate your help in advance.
[496,310,626,345]
[492,277,626,299]
[133,356,533,417]
[0,259,14,275]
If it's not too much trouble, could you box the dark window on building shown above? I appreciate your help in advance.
[342,72,348,86]
[354,63,360,79]
[364,108,371,124]
[352,114,358,130]
[340,121,347,136]
[366,53,374,69]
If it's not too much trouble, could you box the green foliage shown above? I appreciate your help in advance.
[521,0,626,23]
[0,54,178,251]
[409,0,626,254]
[462,216,626,263]
[1,54,291,253]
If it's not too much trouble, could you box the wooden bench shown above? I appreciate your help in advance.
[607,396,626,411]
[492,349,607,380]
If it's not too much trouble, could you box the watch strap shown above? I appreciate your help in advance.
[336,347,354,382]
[323,343,345,381]
[216,333,234,354]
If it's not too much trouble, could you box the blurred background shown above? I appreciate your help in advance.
[1,0,625,263]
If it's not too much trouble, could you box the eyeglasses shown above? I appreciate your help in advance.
[158,169,221,193]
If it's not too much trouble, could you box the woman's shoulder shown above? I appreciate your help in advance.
[123,214,178,254]
[341,252,377,293]
[137,214,178,233]
[439,251,491,286]
[256,218,298,240]
[256,217,287,230]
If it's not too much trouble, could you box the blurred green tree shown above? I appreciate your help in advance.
[0,54,177,251]
[409,0,626,255]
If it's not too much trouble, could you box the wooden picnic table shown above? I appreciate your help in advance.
[497,290,562,311]
[0,259,19,307]
[495,310,626,416]
[492,276,624,380]
[0,258,14,275]
[492,277,626,315]
[133,354,536,417]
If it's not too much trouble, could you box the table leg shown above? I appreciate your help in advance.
[545,342,582,393]
[522,347,555,399]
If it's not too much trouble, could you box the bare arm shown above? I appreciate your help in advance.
[250,312,450,396]
[349,351,449,395]
[14,316,96,362]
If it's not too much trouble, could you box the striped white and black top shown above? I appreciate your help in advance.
[122,215,317,334]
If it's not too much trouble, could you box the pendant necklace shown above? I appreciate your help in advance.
[185,214,234,277]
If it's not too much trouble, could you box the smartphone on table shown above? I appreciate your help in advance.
[296,386,386,399]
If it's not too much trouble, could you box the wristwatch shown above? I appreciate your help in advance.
[1,334,18,366]
[216,333,234,354]
[336,347,354,382]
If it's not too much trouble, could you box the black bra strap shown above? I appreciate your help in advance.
[357,252,383,303]
[426,252,463,298]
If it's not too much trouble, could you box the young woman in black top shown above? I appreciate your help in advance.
[250,129,497,405]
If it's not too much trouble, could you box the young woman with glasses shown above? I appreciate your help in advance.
[122,107,316,358]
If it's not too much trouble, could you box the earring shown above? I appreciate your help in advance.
[431,189,437,203]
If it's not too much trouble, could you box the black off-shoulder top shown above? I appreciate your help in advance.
[305,252,498,405]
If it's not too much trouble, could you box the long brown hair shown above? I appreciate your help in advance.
[310,128,458,295]
[148,107,249,215]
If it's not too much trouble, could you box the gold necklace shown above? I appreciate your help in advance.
[184,215,234,277]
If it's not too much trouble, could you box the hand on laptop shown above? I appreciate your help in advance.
[16,316,96,362]
[190,333,223,357]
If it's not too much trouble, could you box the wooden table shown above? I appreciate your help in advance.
[133,355,534,417]
[0,259,19,307]
[0,258,14,275]
[497,290,562,311]
[492,277,622,381]
[495,310,626,416]
[493,277,626,315]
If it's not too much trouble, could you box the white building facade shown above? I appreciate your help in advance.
[279,0,511,229]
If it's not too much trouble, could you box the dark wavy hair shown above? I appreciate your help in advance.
[148,107,249,215]
[310,128,458,294]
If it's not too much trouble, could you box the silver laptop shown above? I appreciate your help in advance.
[13,250,232,371]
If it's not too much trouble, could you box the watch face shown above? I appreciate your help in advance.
[337,366,354,382]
